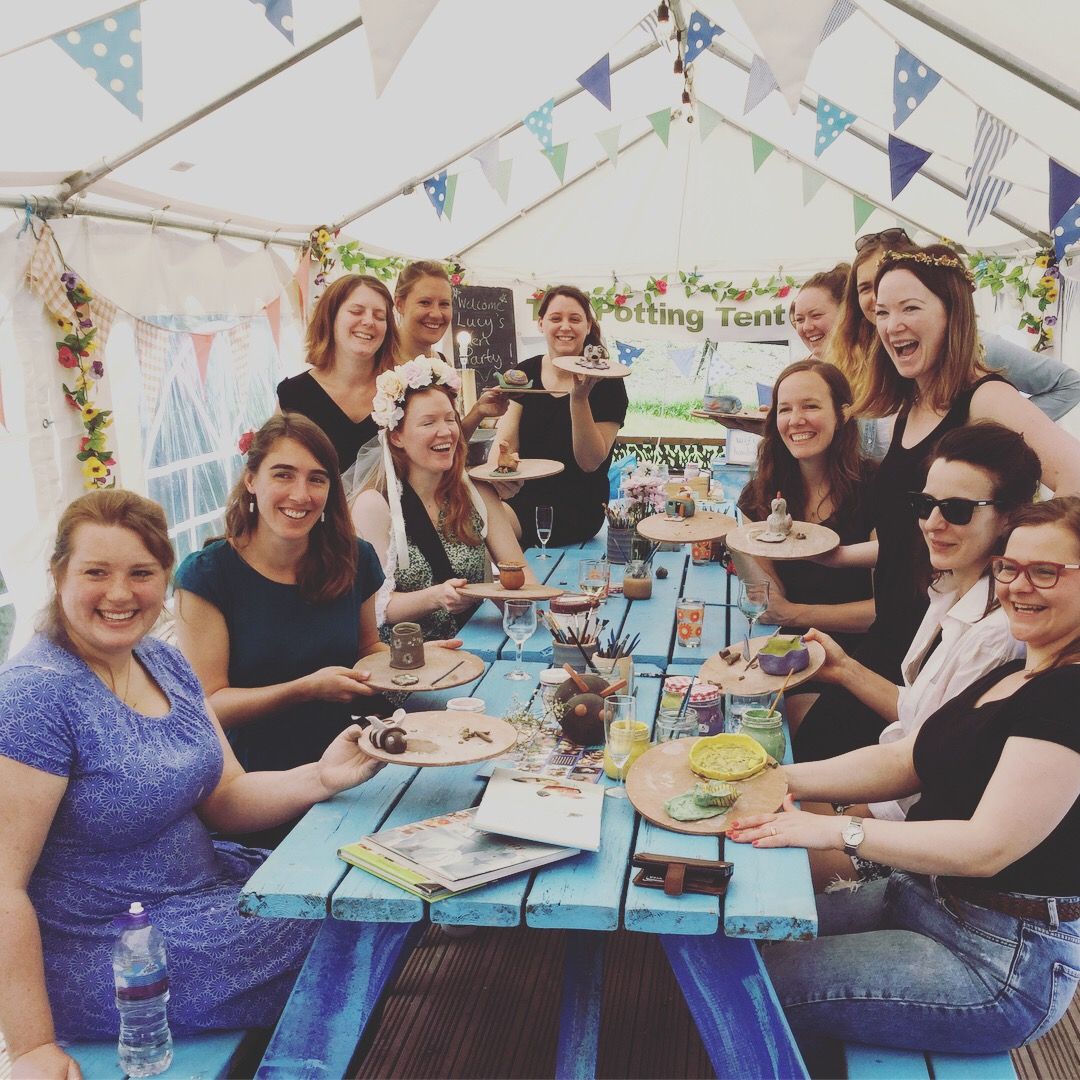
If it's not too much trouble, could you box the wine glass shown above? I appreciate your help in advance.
[738,581,771,662]
[603,695,636,799]
[503,599,537,681]
[578,559,610,603]
[535,506,554,559]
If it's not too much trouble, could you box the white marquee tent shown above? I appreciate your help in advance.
[1,0,1079,654]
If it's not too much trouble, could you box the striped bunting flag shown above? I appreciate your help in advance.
[965,108,1017,232]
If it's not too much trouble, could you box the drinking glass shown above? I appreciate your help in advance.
[535,506,554,559]
[503,599,537,680]
[738,581,771,659]
[578,559,610,603]
[602,694,636,799]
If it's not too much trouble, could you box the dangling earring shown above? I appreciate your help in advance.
[249,498,255,514]
[321,511,326,523]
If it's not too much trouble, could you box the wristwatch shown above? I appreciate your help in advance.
[841,816,865,857]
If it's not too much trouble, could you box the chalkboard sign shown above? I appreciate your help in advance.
[451,285,518,389]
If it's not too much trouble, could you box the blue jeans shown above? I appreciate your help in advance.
[761,871,1080,1054]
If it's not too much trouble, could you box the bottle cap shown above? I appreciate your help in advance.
[115,901,150,930]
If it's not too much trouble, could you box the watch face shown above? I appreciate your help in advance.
[843,819,864,848]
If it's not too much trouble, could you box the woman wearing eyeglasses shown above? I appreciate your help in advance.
[793,423,1039,876]
[729,496,1080,1058]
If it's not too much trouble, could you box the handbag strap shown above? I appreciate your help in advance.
[398,480,455,584]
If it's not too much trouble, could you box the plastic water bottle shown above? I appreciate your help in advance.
[709,452,725,498]
[112,901,173,1077]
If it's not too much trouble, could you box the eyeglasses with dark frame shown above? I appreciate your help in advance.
[855,228,912,252]
[991,558,1080,590]
[907,493,1001,526]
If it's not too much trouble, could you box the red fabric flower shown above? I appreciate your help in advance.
[735,290,749,302]
[450,273,462,285]
[531,289,545,300]
[776,285,792,298]
[655,278,668,295]
[57,345,79,368]
[238,431,255,454]
[614,294,627,306]
[80,436,91,451]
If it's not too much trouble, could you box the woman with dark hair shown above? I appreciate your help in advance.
[350,356,535,641]
[736,360,875,647]
[174,413,388,776]
[791,263,849,359]
[729,496,1080,1060]
[0,490,382,1077]
[491,285,628,547]
[277,274,400,471]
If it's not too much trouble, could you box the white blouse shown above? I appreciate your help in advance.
[869,576,1024,821]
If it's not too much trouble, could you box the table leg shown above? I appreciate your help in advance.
[555,930,606,1080]
[661,932,809,1080]
[256,919,424,1080]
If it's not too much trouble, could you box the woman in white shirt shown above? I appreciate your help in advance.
[801,420,1040,886]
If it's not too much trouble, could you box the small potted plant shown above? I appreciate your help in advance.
[605,465,666,563]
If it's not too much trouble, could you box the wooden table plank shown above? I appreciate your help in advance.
[619,549,686,665]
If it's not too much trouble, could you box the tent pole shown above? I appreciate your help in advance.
[0,195,304,248]
[329,40,661,232]
[879,0,1080,112]
[704,39,1049,246]
[57,14,366,202]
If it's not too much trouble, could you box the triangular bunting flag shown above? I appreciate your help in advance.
[1052,199,1080,260]
[294,249,311,322]
[543,143,569,183]
[424,171,448,218]
[647,108,672,148]
[683,10,724,64]
[965,108,1017,232]
[616,342,645,368]
[1049,159,1080,235]
[820,0,856,41]
[227,322,252,409]
[751,135,775,172]
[802,165,826,205]
[577,54,612,110]
[815,97,856,157]
[491,159,512,203]
[670,345,698,378]
[52,5,144,118]
[249,0,294,44]
[853,196,875,233]
[888,134,932,199]
[524,99,555,150]
[191,332,215,387]
[697,103,723,142]
[471,138,501,187]
[893,47,941,128]
[265,296,281,352]
[443,174,459,221]
[596,124,621,167]
[743,55,777,113]
[363,0,439,97]
[734,0,835,112]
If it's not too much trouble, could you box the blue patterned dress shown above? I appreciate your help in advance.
[0,635,319,1039]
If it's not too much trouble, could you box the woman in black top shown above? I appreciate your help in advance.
[277,274,399,471]
[728,497,1080,1057]
[491,285,628,547]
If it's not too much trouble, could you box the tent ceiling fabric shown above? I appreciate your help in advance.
[4,0,1078,277]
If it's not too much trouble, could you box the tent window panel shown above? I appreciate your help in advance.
[193,459,229,517]
[149,470,189,528]
[193,517,225,552]
[173,529,196,568]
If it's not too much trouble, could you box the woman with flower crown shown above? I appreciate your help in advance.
[350,356,536,642]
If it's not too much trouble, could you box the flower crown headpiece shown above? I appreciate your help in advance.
[880,248,975,286]
[371,356,462,431]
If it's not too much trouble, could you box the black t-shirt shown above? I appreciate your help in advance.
[277,370,378,472]
[909,659,1080,896]
[507,354,628,546]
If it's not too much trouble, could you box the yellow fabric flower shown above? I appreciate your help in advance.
[82,458,108,480]
[1040,275,1057,290]
[85,340,98,354]
[81,404,100,423]
[1034,255,1050,268]
[56,317,73,332]
[1044,327,1055,340]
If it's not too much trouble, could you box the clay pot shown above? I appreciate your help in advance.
[498,562,526,590]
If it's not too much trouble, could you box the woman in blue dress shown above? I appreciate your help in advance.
[0,489,384,1080]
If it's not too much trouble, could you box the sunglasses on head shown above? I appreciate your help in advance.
[855,227,911,252]
[907,493,1001,526]
[991,558,1080,590]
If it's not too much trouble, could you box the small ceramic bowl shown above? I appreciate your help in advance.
[497,562,526,590]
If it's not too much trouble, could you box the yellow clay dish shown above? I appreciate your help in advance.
[689,734,768,781]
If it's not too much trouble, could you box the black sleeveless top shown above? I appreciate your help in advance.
[871,373,1009,660]
[277,371,378,472]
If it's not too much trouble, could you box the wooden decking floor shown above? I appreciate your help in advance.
[352,923,1080,1080]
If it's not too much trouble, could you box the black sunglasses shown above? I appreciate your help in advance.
[908,493,1001,526]
[855,227,911,252]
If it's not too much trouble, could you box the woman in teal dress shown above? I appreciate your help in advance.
[349,356,536,641]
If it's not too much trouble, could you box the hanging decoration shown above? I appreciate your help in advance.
[669,345,698,378]
[423,172,450,219]
[615,342,645,368]
[814,97,857,157]
[249,0,294,44]
[596,124,622,167]
[1051,199,1080,261]
[751,135,775,173]
[577,54,612,110]
[682,11,724,64]
[802,165,827,205]
[362,0,439,97]
[968,249,1059,352]
[443,174,460,221]
[743,55,777,114]
[697,102,723,142]
[542,143,569,183]
[1049,159,1080,237]
[853,195,875,232]
[52,4,144,119]
[888,134,932,199]
[524,99,555,151]
[892,47,940,128]
[308,226,337,286]
[647,108,672,147]
[965,108,1017,232]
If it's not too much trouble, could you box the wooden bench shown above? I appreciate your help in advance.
[845,1042,1016,1079]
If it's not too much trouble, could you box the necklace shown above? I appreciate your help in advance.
[91,654,135,704]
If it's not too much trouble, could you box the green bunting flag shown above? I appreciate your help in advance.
[491,159,512,203]
[647,108,672,147]
[596,124,621,168]
[543,143,569,183]
[853,195,875,232]
[443,174,459,222]
[697,102,723,142]
[751,134,775,172]
[802,165,827,205]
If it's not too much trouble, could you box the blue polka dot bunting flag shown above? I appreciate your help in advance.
[683,10,724,65]
[1049,159,1080,237]
[615,342,644,368]
[249,0,294,44]
[52,5,144,118]
[524,99,555,151]
[1053,199,1080,260]
[893,47,941,128]
[424,171,449,218]
[815,97,856,158]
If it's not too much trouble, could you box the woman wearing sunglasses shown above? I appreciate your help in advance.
[793,423,1039,874]
[728,496,1080,1059]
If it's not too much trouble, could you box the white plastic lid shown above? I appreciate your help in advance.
[539,668,572,686]
[447,697,486,713]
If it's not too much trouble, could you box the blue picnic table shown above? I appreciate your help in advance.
[238,523,817,1080]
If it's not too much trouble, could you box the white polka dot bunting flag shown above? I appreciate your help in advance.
[249,0,294,44]
[615,342,644,368]
[524,99,555,151]
[424,171,448,219]
[893,47,941,128]
[683,10,724,65]
[814,97,856,158]
[1053,201,1080,260]
[52,5,144,118]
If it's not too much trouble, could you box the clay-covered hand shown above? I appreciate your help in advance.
[727,794,843,851]
[570,373,600,399]
[799,628,849,683]
[304,665,376,702]
[430,579,473,614]
[469,389,510,419]
[13,1043,82,1080]
[427,637,464,651]
[316,723,384,796]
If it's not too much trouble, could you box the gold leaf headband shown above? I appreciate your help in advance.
[880,248,975,285]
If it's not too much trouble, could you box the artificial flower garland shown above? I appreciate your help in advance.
[371,356,462,431]
[968,248,1060,353]
[54,271,116,488]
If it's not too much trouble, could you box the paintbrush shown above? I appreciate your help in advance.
[430,657,466,687]
[746,625,784,669]
[768,668,796,714]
